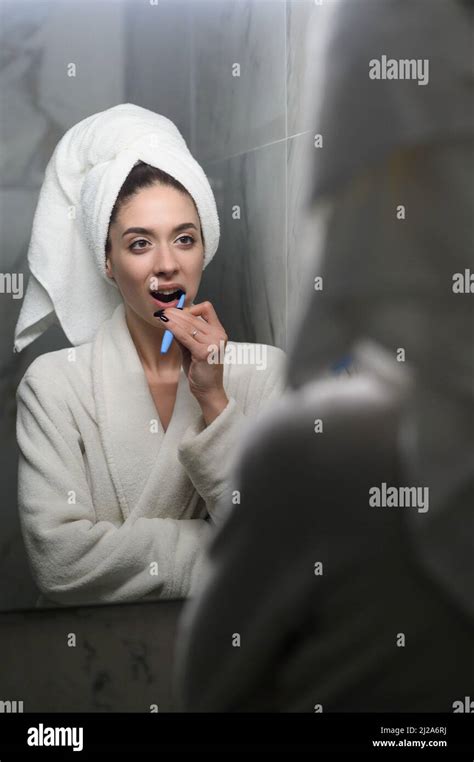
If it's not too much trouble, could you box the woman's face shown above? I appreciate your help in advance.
[105,183,204,325]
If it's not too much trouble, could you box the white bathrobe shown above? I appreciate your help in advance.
[16,303,286,607]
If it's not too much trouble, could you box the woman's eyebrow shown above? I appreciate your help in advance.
[122,223,198,238]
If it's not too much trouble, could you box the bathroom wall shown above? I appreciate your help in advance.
[0,0,321,610]
[191,0,320,350]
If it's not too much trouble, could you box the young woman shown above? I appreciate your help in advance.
[15,107,286,608]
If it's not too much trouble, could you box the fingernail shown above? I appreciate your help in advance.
[154,310,170,322]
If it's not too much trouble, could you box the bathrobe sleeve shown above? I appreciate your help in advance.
[177,346,287,526]
[16,371,214,606]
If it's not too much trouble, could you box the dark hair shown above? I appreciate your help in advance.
[105,161,204,257]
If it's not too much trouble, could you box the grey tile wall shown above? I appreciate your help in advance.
[191,0,287,163]
[199,141,287,346]
[194,0,320,352]
[124,0,193,144]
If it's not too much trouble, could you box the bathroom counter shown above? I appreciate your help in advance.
[0,599,185,712]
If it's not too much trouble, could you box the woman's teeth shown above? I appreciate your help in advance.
[150,288,183,303]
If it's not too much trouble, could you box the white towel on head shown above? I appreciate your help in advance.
[13,103,220,353]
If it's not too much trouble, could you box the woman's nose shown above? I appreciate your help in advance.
[152,244,178,273]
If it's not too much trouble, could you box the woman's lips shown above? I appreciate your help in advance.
[149,293,182,309]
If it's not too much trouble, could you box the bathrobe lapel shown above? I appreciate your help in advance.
[92,303,203,522]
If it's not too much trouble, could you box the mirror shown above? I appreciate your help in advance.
[1,0,321,612]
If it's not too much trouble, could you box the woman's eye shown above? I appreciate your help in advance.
[129,235,194,251]
[177,235,195,245]
[130,239,149,251]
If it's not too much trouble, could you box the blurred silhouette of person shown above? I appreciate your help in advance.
[174,0,473,711]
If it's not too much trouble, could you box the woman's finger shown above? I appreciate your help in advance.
[186,301,223,330]
[163,308,211,339]
[161,312,210,359]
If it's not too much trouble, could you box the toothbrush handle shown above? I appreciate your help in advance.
[160,292,186,353]
[160,328,174,353]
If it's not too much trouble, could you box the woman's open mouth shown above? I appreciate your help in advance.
[149,287,185,309]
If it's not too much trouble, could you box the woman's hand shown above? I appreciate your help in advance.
[161,301,229,425]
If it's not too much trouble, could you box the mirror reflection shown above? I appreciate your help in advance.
[2,0,316,611]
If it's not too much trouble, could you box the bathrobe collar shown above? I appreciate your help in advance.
[91,302,202,522]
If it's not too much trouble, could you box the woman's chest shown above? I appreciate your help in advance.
[146,376,179,432]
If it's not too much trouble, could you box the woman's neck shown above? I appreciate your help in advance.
[125,303,182,377]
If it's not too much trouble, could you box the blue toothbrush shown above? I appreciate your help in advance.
[160,291,186,353]
[331,354,353,374]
